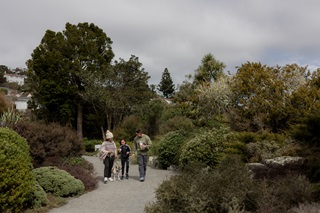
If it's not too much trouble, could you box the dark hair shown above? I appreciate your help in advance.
[135,129,142,133]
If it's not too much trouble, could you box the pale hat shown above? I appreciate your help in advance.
[105,130,114,139]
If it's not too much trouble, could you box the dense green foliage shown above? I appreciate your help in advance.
[157,130,189,168]
[0,128,35,212]
[179,127,230,169]
[26,22,114,139]
[83,138,102,152]
[289,110,320,182]
[33,166,85,197]
[101,55,154,132]
[291,110,320,146]
[229,63,307,132]
[12,121,83,167]
[159,115,194,135]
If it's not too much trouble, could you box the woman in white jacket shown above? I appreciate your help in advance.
[100,130,117,183]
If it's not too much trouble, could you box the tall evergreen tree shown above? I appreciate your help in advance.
[26,22,114,140]
[158,68,175,98]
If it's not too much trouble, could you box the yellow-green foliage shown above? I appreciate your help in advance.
[0,127,35,212]
[33,166,85,197]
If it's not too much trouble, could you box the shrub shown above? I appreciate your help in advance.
[0,127,35,212]
[289,202,320,213]
[0,93,9,114]
[117,114,141,140]
[12,121,83,167]
[31,181,48,208]
[290,110,320,146]
[40,156,97,192]
[0,88,8,95]
[145,156,257,213]
[159,115,194,135]
[60,157,97,192]
[146,156,317,213]
[157,130,188,169]
[179,127,230,169]
[0,107,22,127]
[83,138,102,152]
[255,174,314,213]
[33,166,85,197]
[235,131,294,162]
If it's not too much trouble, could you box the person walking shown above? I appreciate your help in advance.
[133,129,152,182]
[100,130,117,184]
[118,139,131,180]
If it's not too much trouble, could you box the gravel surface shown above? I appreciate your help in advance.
[49,156,174,213]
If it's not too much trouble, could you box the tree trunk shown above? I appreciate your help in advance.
[101,126,105,141]
[77,102,83,141]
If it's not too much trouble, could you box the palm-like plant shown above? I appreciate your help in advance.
[0,107,22,127]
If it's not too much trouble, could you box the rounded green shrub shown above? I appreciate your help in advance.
[179,127,229,169]
[0,127,35,212]
[33,166,85,197]
[157,130,188,169]
[31,181,48,208]
[0,127,30,152]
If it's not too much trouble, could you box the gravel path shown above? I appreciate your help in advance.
[49,156,174,213]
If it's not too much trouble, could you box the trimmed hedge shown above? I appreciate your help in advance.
[33,166,85,197]
[32,181,48,208]
[0,127,35,212]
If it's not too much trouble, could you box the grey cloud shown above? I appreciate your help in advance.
[1,0,320,85]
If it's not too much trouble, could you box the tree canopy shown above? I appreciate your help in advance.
[27,22,114,139]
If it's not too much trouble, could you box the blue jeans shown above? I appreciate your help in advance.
[137,154,148,178]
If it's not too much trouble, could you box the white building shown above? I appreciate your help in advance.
[4,74,25,85]
[14,93,31,111]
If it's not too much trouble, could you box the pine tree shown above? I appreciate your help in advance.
[158,68,175,98]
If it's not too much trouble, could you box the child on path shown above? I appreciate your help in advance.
[100,130,117,183]
[118,139,131,180]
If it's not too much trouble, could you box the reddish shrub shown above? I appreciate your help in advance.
[12,121,83,167]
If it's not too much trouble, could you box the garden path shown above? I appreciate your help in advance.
[48,155,174,213]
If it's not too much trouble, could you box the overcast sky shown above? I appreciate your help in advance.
[1,0,320,86]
